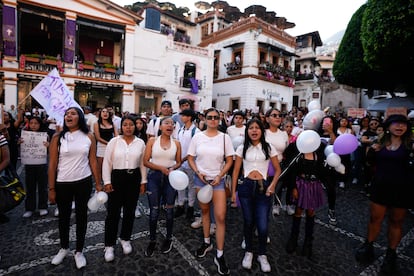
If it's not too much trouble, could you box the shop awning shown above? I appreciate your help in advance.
[134,84,166,92]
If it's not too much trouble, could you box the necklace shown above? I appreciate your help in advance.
[389,144,400,151]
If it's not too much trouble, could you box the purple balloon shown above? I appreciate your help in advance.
[333,134,358,155]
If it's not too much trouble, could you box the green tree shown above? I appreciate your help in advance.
[334,0,414,96]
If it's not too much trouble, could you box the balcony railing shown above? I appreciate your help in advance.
[295,72,315,81]
[19,54,64,74]
[258,62,295,87]
[225,62,242,75]
[160,25,191,44]
[77,61,122,80]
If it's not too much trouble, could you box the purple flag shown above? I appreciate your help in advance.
[2,6,16,56]
[64,19,76,63]
[189,78,198,94]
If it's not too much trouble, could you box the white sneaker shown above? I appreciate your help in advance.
[241,239,246,249]
[104,246,114,262]
[257,255,271,272]
[22,211,33,218]
[191,217,202,229]
[54,208,59,217]
[135,206,142,218]
[242,252,253,269]
[39,209,48,216]
[286,205,296,216]
[119,239,132,255]
[51,248,69,265]
[74,251,86,269]
[272,205,280,216]
[210,223,216,235]
[339,182,345,189]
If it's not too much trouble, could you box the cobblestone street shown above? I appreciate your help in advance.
[0,165,413,275]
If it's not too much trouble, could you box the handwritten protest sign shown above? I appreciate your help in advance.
[30,68,81,126]
[20,130,48,165]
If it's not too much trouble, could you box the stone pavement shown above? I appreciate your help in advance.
[0,165,413,275]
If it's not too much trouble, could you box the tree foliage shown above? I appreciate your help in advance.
[335,0,414,96]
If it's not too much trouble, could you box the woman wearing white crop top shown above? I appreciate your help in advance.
[231,118,281,272]
[48,107,101,269]
[187,108,234,276]
[143,116,181,257]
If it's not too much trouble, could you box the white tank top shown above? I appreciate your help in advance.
[57,130,92,182]
[151,136,177,168]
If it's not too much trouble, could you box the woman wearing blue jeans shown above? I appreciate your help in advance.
[231,118,281,273]
[143,117,181,257]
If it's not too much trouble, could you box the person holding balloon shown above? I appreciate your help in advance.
[143,116,182,257]
[187,108,234,276]
[336,117,355,189]
[355,114,413,275]
[48,107,101,269]
[102,115,147,262]
[285,129,326,259]
[231,118,281,272]
[264,108,288,216]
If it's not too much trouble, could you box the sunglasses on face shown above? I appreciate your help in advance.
[269,114,282,118]
[206,115,220,120]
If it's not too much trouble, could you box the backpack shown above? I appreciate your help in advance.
[178,125,196,138]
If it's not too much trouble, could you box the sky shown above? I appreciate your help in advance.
[111,0,367,41]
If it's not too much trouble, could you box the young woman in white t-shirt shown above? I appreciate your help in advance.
[188,108,234,276]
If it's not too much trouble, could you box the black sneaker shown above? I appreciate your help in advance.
[174,206,185,218]
[196,243,213,258]
[214,255,230,275]
[355,241,375,264]
[161,239,173,254]
[380,248,398,275]
[186,207,194,220]
[145,241,156,257]
[328,209,337,225]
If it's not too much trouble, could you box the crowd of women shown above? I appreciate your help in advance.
[1,103,412,275]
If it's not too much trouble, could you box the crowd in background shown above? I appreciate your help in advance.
[0,101,413,275]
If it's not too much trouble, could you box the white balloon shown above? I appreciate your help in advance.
[168,170,189,191]
[302,110,325,130]
[326,153,341,167]
[87,195,100,212]
[335,163,346,174]
[296,130,321,153]
[231,136,244,150]
[197,184,213,204]
[308,100,321,112]
[96,191,108,204]
[324,145,334,157]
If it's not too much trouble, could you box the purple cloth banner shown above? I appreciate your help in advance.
[64,19,76,63]
[189,78,198,94]
[2,6,16,56]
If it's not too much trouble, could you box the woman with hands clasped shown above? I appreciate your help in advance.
[143,117,181,257]
[102,115,147,262]
[231,118,281,273]
[187,108,234,276]
[48,107,101,269]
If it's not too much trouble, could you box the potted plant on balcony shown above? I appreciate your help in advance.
[81,60,95,70]
[104,63,116,73]
[24,54,41,63]
[44,55,58,65]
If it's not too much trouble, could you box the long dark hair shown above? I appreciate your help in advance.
[59,107,89,141]
[26,116,48,132]
[119,115,136,135]
[97,108,114,126]
[380,117,412,149]
[242,118,271,160]
[134,117,148,144]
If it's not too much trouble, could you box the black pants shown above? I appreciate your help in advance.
[105,169,141,246]
[25,164,48,211]
[56,176,92,252]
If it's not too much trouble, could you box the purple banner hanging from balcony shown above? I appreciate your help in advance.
[189,78,198,94]
[64,19,76,63]
[2,6,16,57]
